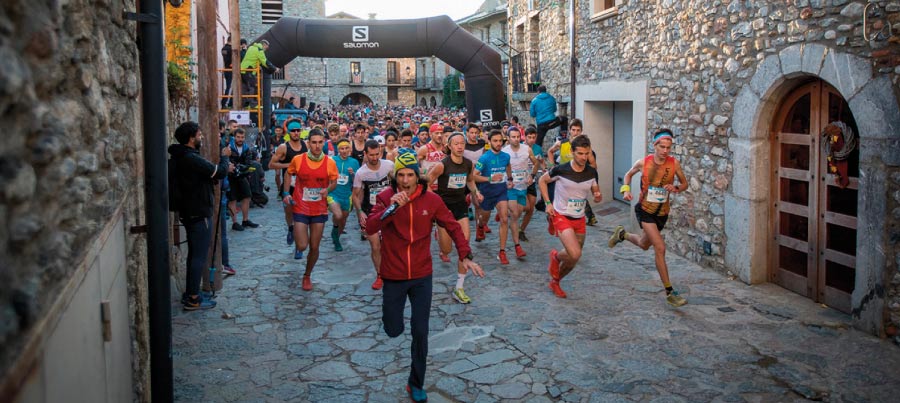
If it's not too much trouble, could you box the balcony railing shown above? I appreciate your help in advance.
[388,76,415,85]
[415,76,442,90]
[511,50,541,93]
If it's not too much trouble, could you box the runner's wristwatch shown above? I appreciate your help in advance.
[464,253,474,261]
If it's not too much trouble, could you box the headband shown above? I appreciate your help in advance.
[653,131,674,145]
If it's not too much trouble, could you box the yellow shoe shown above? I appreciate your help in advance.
[452,288,472,304]
[666,291,687,307]
[608,225,626,248]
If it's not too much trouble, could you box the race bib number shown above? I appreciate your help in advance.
[566,198,586,215]
[448,173,466,189]
[646,186,669,203]
[490,168,506,184]
[511,169,527,184]
[369,187,384,205]
[337,174,349,185]
[303,187,322,202]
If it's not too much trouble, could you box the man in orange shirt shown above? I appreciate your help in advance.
[282,128,338,291]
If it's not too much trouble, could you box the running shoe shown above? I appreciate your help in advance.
[497,249,509,265]
[242,220,260,228]
[183,295,217,311]
[548,280,567,298]
[475,225,485,242]
[222,265,236,276]
[548,249,560,280]
[332,230,343,252]
[514,244,526,258]
[406,384,428,403]
[587,216,597,226]
[484,225,492,234]
[519,230,529,242]
[666,290,688,307]
[302,275,313,291]
[286,227,294,245]
[439,253,451,263]
[546,215,556,236]
[452,288,472,304]
[232,222,244,231]
[294,249,304,260]
[371,276,383,290]
[608,225,626,248]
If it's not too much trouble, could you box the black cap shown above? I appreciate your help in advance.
[443,126,453,133]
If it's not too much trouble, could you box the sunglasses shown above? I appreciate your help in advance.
[290,129,302,133]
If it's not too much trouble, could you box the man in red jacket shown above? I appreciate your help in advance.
[366,152,484,403]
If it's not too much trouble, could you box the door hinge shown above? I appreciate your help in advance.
[101,300,112,342]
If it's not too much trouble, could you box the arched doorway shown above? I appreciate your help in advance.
[770,79,860,313]
[340,93,373,106]
[419,97,427,107]
[430,96,437,107]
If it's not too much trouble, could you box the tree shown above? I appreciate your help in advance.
[442,72,465,109]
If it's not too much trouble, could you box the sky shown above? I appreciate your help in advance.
[325,0,486,20]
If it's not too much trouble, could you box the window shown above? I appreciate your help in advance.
[591,0,621,21]
[350,62,362,83]
[273,68,286,80]
[261,0,283,25]
[388,87,399,101]
[387,61,398,84]
[500,22,507,41]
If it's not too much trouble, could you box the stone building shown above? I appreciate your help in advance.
[458,0,511,114]
[1,0,150,400]
[508,0,900,336]
[239,2,418,109]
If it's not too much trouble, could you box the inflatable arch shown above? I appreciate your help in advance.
[256,15,506,127]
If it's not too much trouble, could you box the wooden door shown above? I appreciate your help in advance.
[770,80,859,313]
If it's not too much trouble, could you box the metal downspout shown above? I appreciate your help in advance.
[569,0,577,119]
[138,0,173,400]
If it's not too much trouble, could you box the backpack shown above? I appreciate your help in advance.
[168,157,181,212]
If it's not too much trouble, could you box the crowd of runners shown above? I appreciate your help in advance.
[220,104,686,307]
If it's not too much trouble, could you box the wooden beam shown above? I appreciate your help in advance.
[197,0,224,291]
[230,0,242,109]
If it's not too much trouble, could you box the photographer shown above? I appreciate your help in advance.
[168,121,234,310]
[227,128,260,231]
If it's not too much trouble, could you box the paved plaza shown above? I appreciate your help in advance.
[173,179,900,402]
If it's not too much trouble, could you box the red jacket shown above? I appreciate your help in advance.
[367,184,472,280]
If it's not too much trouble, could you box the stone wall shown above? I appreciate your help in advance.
[0,0,148,397]
[508,0,572,126]
[511,0,900,332]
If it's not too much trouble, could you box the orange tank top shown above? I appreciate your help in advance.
[639,155,677,216]
[293,154,331,216]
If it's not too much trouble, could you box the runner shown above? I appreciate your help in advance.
[427,132,482,303]
[608,129,688,307]
[384,130,400,161]
[538,135,602,298]
[546,118,598,225]
[519,126,545,241]
[417,125,447,188]
[324,123,342,157]
[398,129,414,152]
[473,130,513,264]
[281,129,338,291]
[269,119,308,250]
[501,126,539,259]
[329,138,359,251]
[350,123,368,165]
[352,139,394,289]
[366,151,484,403]
[463,123,488,226]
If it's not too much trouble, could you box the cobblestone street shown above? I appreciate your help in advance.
[173,179,900,402]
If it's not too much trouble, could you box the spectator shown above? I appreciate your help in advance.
[530,85,563,148]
